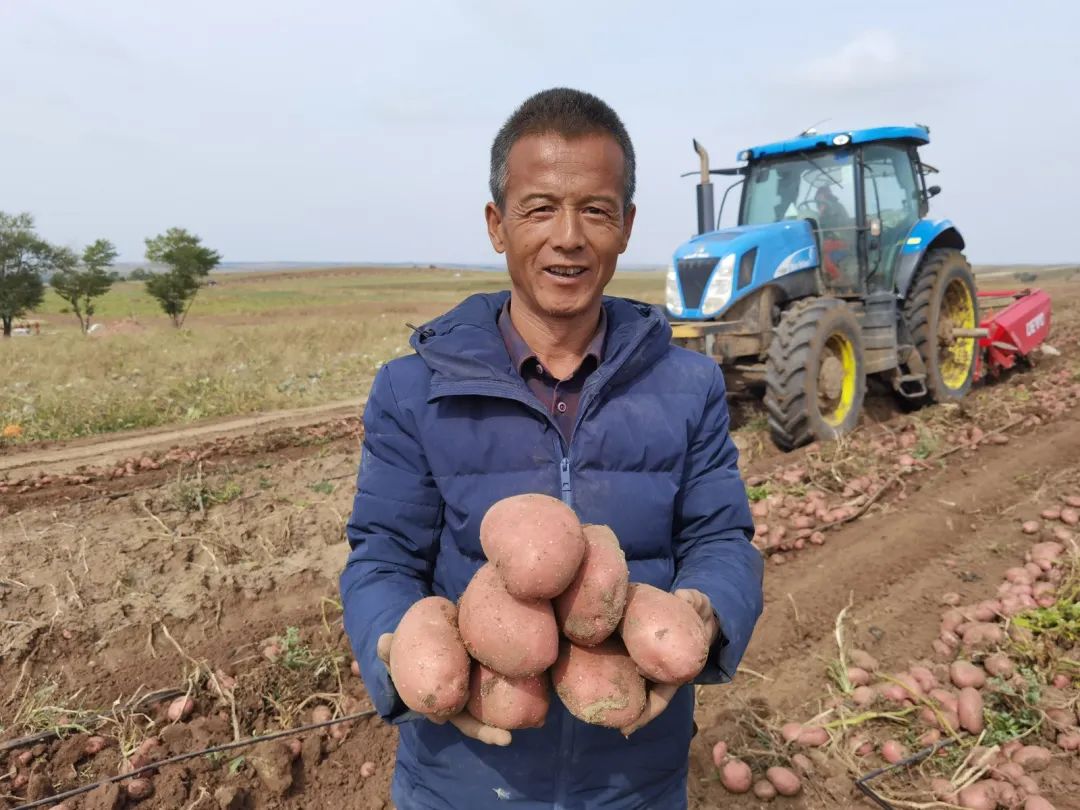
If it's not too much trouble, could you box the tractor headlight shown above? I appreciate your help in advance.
[702,254,736,314]
[665,263,684,315]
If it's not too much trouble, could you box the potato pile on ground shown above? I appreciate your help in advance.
[709,493,1080,807]
[389,493,711,732]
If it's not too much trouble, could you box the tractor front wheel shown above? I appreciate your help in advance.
[765,298,866,451]
[903,248,979,404]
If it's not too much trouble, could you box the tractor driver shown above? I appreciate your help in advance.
[814,185,855,284]
[814,185,853,238]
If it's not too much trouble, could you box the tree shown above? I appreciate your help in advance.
[143,228,221,328]
[49,238,119,333]
[0,212,54,337]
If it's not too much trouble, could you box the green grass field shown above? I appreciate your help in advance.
[2,267,665,443]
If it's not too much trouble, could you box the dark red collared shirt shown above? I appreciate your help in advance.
[498,302,606,443]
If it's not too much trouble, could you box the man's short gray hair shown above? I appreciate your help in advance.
[489,87,636,213]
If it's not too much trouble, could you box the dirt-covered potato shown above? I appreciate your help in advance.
[553,524,629,647]
[458,563,559,677]
[619,583,709,684]
[388,596,471,718]
[551,637,645,729]
[480,493,586,600]
[466,662,549,730]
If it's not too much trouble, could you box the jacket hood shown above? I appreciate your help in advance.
[408,291,672,393]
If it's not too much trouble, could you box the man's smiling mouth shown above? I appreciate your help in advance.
[545,266,587,278]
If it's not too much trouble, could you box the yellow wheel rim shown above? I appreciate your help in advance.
[938,279,977,390]
[818,333,858,427]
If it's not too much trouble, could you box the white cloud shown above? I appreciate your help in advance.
[792,29,927,93]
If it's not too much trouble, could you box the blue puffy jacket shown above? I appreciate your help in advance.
[340,291,763,810]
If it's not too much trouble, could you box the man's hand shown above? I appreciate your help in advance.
[674,588,720,645]
[620,590,720,737]
[376,632,512,746]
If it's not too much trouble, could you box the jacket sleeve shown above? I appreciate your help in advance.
[671,363,764,684]
[339,363,443,723]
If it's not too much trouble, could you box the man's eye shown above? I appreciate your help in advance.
[584,207,610,217]
[530,206,555,215]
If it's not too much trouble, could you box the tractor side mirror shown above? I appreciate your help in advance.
[927,185,942,198]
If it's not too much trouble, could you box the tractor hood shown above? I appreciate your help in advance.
[666,220,819,319]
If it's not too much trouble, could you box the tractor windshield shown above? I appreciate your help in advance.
[741,149,859,286]
[741,149,857,228]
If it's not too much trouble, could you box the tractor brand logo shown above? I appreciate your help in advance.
[1025,312,1046,337]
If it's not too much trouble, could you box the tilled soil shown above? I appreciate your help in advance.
[2,280,1079,810]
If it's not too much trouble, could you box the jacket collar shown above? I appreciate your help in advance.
[409,291,671,399]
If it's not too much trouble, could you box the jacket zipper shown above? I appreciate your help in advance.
[558,453,572,506]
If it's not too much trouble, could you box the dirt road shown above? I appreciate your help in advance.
[2,280,1078,809]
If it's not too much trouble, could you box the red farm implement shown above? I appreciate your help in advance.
[972,288,1052,381]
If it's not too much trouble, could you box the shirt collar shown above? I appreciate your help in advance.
[498,300,607,376]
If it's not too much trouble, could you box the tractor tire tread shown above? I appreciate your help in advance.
[764,297,860,452]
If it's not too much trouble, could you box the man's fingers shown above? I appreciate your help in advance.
[449,712,512,746]
[376,633,393,665]
[621,682,678,737]
[674,589,720,644]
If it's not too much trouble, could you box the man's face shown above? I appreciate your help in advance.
[485,132,635,321]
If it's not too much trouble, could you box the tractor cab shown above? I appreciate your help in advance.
[666,126,951,324]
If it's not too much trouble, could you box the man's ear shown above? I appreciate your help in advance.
[485,202,506,254]
[619,203,637,254]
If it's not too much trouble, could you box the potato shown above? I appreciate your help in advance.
[958,687,985,735]
[480,493,586,599]
[849,649,878,671]
[1021,520,1041,535]
[166,696,194,722]
[847,666,871,686]
[389,596,471,718]
[126,779,154,800]
[957,780,1000,810]
[765,766,801,796]
[711,740,728,767]
[467,662,549,730]
[551,637,645,729]
[780,722,803,743]
[553,524,629,646]
[719,759,752,793]
[929,688,959,713]
[753,779,777,800]
[881,740,907,764]
[458,564,559,678]
[1012,745,1051,771]
[950,660,987,689]
[796,726,828,747]
[910,665,938,692]
[619,583,709,684]
[1058,733,1080,751]
[852,686,875,706]
[1024,798,1057,810]
[983,653,1015,678]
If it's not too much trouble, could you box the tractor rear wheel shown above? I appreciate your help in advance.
[765,298,866,451]
[902,248,979,404]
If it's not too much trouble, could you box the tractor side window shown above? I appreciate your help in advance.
[862,144,921,289]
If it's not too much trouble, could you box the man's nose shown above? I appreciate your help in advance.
[550,208,586,252]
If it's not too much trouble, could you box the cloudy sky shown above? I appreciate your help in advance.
[2,0,1077,266]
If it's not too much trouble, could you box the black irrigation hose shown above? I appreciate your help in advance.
[1,689,186,754]
[853,737,958,809]
[13,709,378,810]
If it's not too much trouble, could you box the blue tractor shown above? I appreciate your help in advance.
[666,125,980,451]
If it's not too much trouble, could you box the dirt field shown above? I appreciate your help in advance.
[2,276,1079,809]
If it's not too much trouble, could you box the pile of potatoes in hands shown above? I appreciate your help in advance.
[388,493,711,733]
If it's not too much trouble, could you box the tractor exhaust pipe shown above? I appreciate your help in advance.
[693,139,715,235]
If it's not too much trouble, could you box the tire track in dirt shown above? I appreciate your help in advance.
[0,399,363,476]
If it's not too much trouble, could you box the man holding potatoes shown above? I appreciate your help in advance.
[340,87,764,809]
